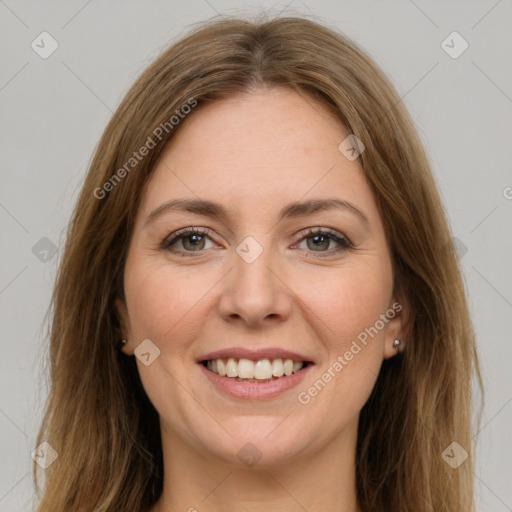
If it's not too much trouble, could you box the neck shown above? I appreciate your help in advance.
[152,419,361,512]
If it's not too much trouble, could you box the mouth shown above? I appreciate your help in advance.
[196,347,315,399]
[201,357,313,383]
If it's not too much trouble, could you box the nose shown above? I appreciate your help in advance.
[217,246,292,329]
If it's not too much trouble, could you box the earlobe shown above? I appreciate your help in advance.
[383,294,410,360]
[117,338,128,353]
[393,337,406,354]
[384,337,407,360]
[384,339,402,360]
[115,298,133,355]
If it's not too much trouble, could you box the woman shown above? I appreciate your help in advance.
[33,15,482,512]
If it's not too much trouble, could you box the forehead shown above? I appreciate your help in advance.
[137,87,378,224]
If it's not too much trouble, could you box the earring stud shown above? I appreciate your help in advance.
[393,339,401,349]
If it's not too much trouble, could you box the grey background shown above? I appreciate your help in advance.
[1,0,511,510]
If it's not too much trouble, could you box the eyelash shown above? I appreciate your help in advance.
[161,227,352,258]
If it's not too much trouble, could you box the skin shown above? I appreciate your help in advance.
[116,87,408,512]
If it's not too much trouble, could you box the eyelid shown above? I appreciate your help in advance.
[161,226,353,257]
[292,227,352,256]
[296,227,351,246]
[161,227,217,251]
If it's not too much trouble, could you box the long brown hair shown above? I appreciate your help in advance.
[33,15,482,511]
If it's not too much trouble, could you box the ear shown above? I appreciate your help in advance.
[383,292,410,360]
[115,297,134,355]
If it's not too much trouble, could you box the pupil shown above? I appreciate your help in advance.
[309,235,328,250]
[185,234,204,250]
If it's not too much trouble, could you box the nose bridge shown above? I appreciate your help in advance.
[218,235,291,326]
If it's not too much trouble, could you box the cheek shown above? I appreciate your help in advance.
[294,262,393,419]
[123,260,210,345]
[296,260,393,345]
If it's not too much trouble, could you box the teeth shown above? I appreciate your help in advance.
[226,358,238,377]
[217,359,226,376]
[238,358,255,378]
[292,361,303,374]
[272,359,284,377]
[205,357,306,380]
[254,359,272,379]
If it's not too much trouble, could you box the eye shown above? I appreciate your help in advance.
[161,226,352,258]
[293,228,351,256]
[161,227,216,255]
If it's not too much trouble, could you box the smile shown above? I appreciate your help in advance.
[199,357,313,400]
[203,357,310,382]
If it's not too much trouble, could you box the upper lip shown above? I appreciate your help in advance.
[197,347,314,363]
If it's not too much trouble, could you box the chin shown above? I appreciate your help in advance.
[190,418,313,469]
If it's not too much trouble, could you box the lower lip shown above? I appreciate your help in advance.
[199,363,313,400]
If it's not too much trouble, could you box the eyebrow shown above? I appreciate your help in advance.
[144,198,370,228]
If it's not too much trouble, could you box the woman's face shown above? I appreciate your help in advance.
[117,87,407,468]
